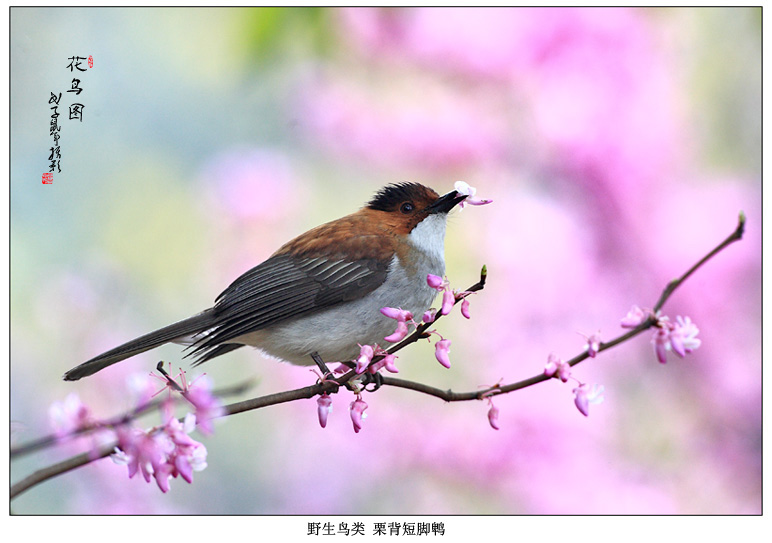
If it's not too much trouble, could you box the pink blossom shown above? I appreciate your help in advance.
[670,316,701,357]
[331,363,352,375]
[369,353,399,374]
[573,383,605,417]
[441,289,455,315]
[152,462,174,493]
[381,354,399,373]
[384,320,409,343]
[184,375,224,436]
[422,308,437,323]
[316,394,333,428]
[164,414,207,485]
[381,306,414,342]
[621,305,647,328]
[584,331,602,358]
[113,426,170,489]
[544,355,558,376]
[487,403,500,430]
[350,396,369,433]
[426,274,456,316]
[380,306,413,321]
[112,413,208,493]
[170,443,207,485]
[461,298,471,319]
[426,274,445,290]
[453,181,493,208]
[435,339,452,369]
[651,315,701,363]
[544,353,571,383]
[355,344,375,374]
[652,327,670,364]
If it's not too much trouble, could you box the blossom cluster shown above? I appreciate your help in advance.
[48,367,223,493]
[112,410,207,493]
[620,305,702,364]
[380,271,477,372]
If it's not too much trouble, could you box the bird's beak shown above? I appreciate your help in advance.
[427,190,468,214]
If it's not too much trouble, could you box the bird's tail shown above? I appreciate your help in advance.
[63,309,216,381]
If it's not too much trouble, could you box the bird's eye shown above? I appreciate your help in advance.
[400,202,414,214]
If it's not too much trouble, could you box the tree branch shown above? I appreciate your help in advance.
[11,443,116,500]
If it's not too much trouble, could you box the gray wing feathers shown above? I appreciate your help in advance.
[65,254,388,379]
[187,255,387,361]
[63,309,216,381]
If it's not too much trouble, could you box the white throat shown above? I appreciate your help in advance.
[408,213,448,264]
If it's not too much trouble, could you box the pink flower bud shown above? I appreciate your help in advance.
[380,306,402,320]
[454,181,493,208]
[382,354,398,373]
[435,339,452,368]
[558,363,571,383]
[460,298,471,319]
[544,353,558,377]
[544,353,570,382]
[574,389,589,417]
[487,404,500,430]
[355,344,374,374]
[317,394,332,428]
[441,289,455,315]
[573,383,604,417]
[621,305,647,328]
[426,274,444,289]
[585,331,601,358]
[174,453,194,484]
[422,308,437,323]
[671,316,701,357]
[368,353,399,374]
[185,375,224,436]
[652,327,669,364]
[350,397,368,433]
[669,331,685,358]
[332,363,350,375]
[155,465,173,493]
[384,320,409,343]
[380,307,413,321]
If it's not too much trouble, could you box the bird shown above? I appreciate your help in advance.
[64,182,468,381]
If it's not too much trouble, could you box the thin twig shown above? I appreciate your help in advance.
[11,443,116,500]
[652,211,745,312]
